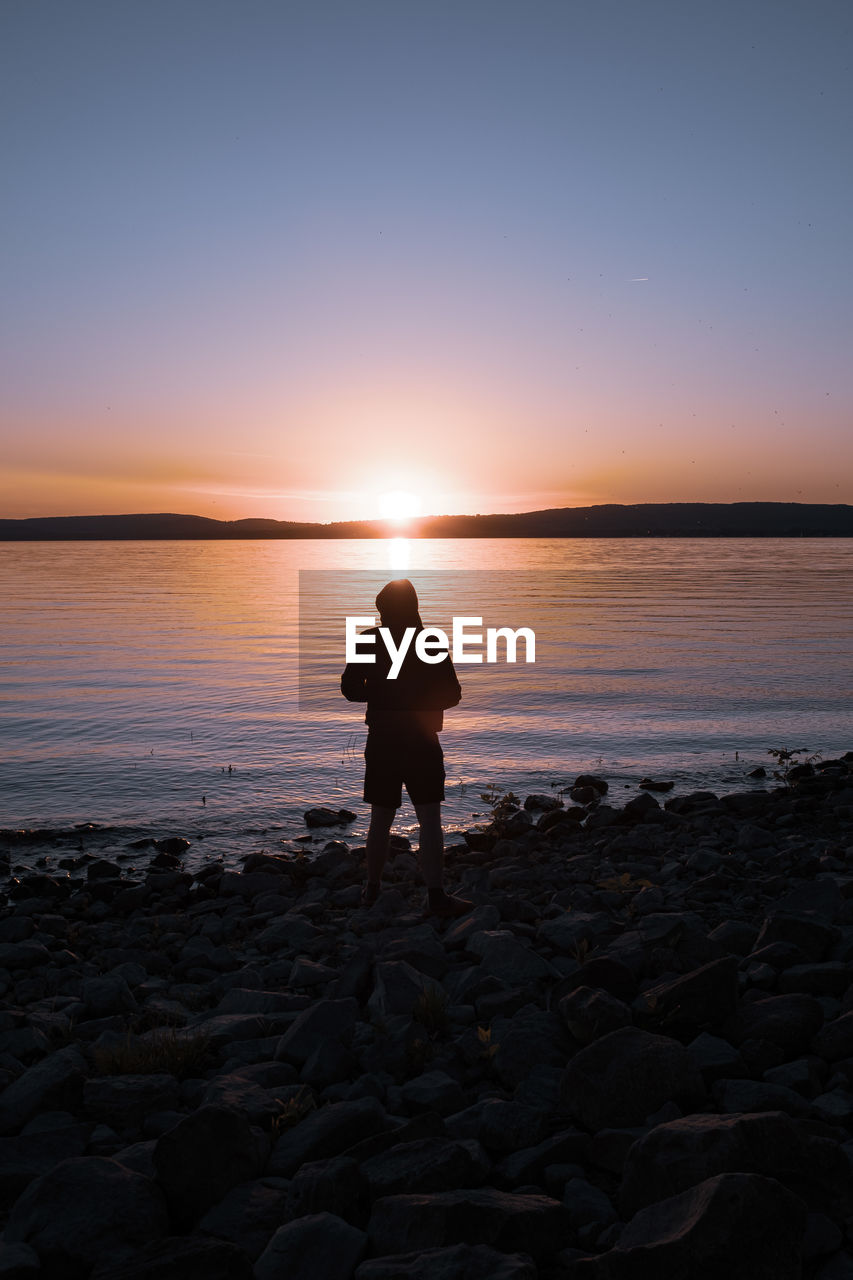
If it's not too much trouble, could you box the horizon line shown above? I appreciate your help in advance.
[3,497,853,528]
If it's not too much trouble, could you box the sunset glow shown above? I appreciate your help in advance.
[378,491,423,525]
[1,3,851,521]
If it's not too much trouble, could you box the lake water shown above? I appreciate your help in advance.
[1,538,851,869]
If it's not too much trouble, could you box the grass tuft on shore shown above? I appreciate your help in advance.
[91,1027,212,1079]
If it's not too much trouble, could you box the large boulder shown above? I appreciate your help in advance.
[722,994,824,1055]
[620,1109,853,1219]
[0,1125,90,1206]
[275,998,359,1066]
[367,964,430,1019]
[255,1212,366,1280]
[153,1106,268,1227]
[267,1097,388,1178]
[752,913,838,963]
[355,1244,537,1278]
[197,1178,290,1262]
[361,1138,489,1198]
[573,1173,806,1279]
[491,1007,572,1088]
[558,986,632,1043]
[560,1027,705,1130]
[367,1188,571,1262]
[89,1236,254,1279]
[5,1157,168,1280]
[466,932,557,984]
[635,956,739,1034]
[0,1048,87,1136]
[83,1074,180,1132]
[812,1011,853,1062]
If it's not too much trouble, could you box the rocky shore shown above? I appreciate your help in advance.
[1,755,853,1278]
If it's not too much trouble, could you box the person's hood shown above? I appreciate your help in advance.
[376,578,423,636]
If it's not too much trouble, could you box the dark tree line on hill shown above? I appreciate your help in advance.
[1,503,851,540]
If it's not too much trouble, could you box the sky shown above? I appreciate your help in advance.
[1,0,852,522]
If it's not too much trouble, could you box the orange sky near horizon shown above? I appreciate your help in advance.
[2,3,852,524]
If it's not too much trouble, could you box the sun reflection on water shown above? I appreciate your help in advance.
[387,537,410,570]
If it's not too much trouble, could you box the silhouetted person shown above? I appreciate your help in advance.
[341,578,472,917]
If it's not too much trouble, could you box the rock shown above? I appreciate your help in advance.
[446,1099,549,1155]
[482,1101,551,1154]
[585,1128,648,1175]
[275,997,359,1066]
[367,1188,571,1262]
[496,1128,589,1188]
[216,987,308,1015]
[466,931,557,983]
[284,1155,362,1222]
[563,1176,618,1229]
[764,1056,826,1098]
[0,942,51,970]
[620,1109,853,1219]
[354,1243,537,1278]
[621,792,661,819]
[524,794,561,811]
[707,919,758,955]
[80,974,140,1018]
[153,1105,268,1227]
[83,1075,180,1132]
[400,1071,465,1117]
[575,775,608,794]
[490,1007,571,1088]
[201,1074,296,1126]
[558,986,632,1043]
[537,807,584,833]
[112,1139,157,1178]
[579,1172,806,1279]
[361,1138,489,1198]
[367,963,430,1019]
[724,993,824,1055]
[194,1177,286,1259]
[89,1236,254,1279]
[638,779,674,792]
[779,963,850,996]
[636,956,739,1033]
[153,837,191,855]
[813,1012,853,1061]
[304,808,356,829]
[811,1089,853,1126]
[560,1027,705,1131]
[5,1156,168,1278]
[573,957,637,1003]
[712,1078,811,1116]
[289,957,341,988]
[0,1047,87,1136]
[0,1125,90,1206]
[802,1213,844,1262]
[0,1242,40,1277]
[753,913,838,963]
[267,1097,388,1178]
[255,1211,366,1280]
[686,1032,747,1085]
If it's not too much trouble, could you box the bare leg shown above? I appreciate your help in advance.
[414,801,443,889]
[366,803,396,888]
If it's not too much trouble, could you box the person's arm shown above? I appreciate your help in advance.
[437,653,462,709]
[341,663,369,702]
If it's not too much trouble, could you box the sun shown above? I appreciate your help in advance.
[378,489,422,524]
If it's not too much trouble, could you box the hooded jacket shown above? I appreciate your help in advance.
[340,578,461,735]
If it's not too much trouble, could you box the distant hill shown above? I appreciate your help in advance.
[0,502,851,540]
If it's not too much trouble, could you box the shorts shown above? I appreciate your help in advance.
[363,730,446,809]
